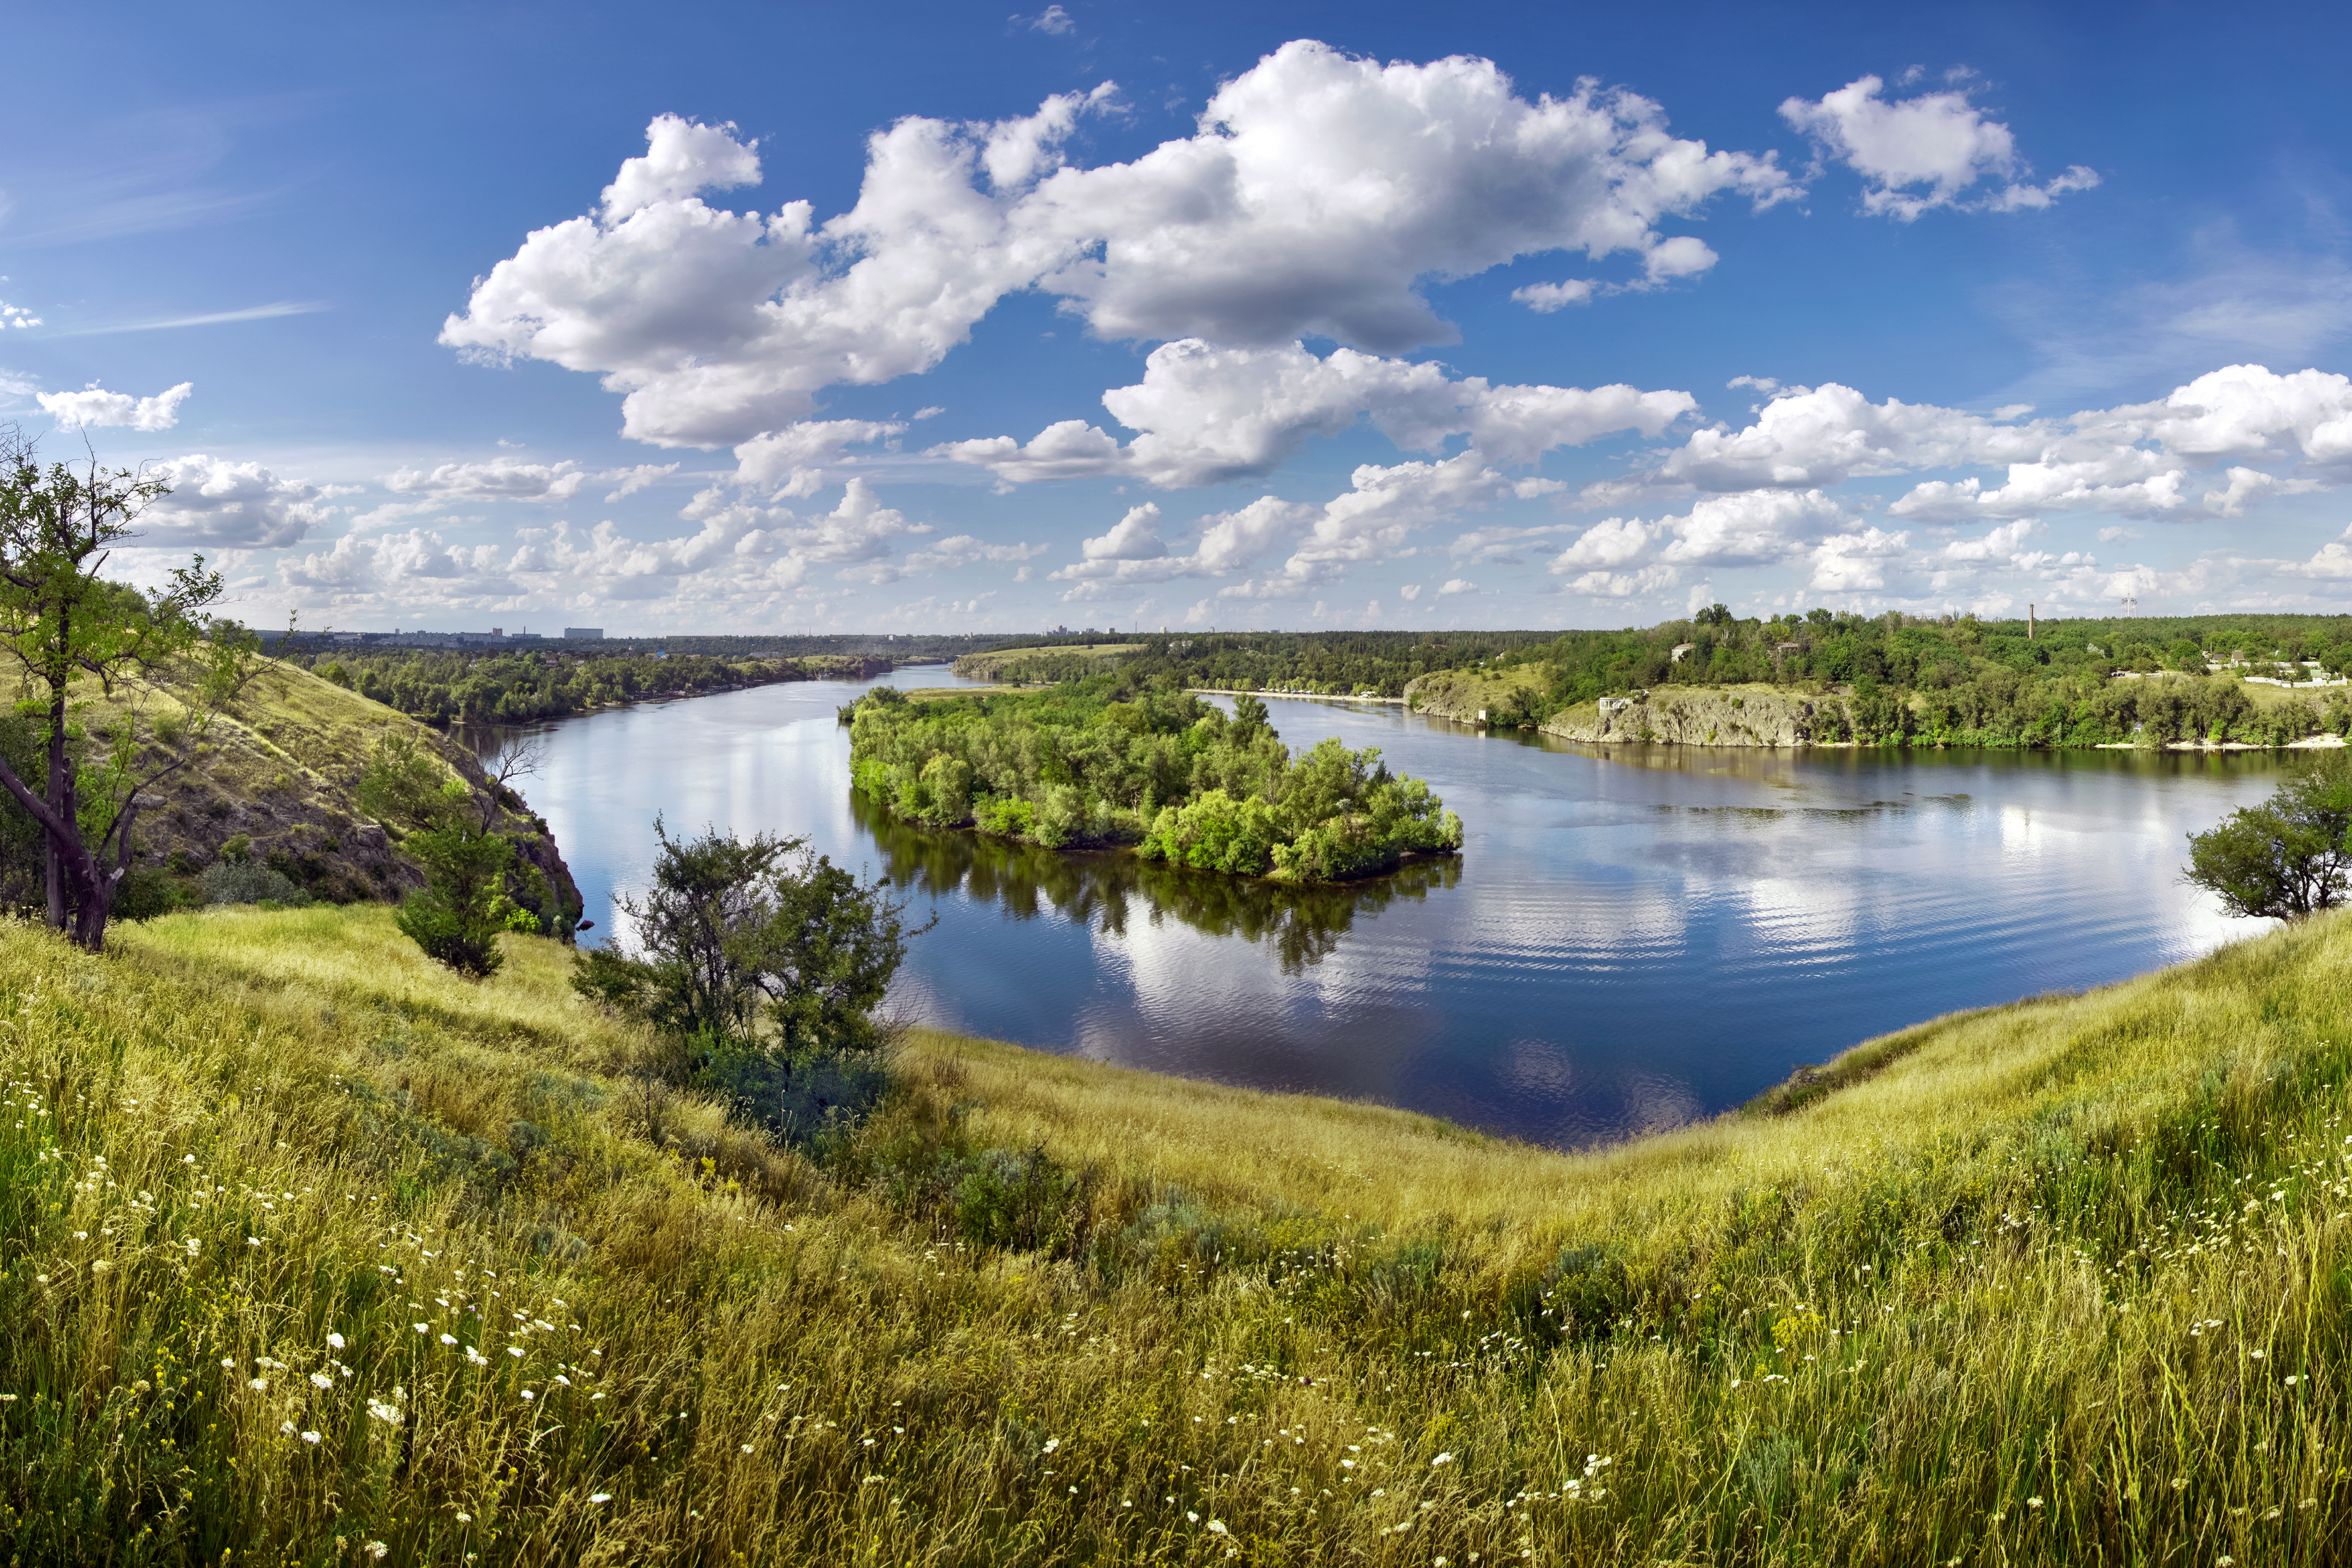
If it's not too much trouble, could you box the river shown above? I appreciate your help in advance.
[485,666,2288,1147]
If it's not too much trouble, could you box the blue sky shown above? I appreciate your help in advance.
[6,0,2352,634]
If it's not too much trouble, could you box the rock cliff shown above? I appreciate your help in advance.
[1401,670,1855,747]
[1541,684,1851,746]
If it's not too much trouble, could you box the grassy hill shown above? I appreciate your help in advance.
[2,901,2349,1563]
[78,656,578,919]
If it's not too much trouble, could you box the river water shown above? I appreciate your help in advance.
[491,666,2288,1147]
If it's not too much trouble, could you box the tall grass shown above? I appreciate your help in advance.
[0,900,2348,1563]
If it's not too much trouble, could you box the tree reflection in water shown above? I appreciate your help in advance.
[850,791,1461,973]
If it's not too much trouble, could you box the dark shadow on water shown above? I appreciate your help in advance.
[850,791,1462,974]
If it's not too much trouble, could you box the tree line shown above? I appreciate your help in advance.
[981,612,2352,748]
[289,649,890,724]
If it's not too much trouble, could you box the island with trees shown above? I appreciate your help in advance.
[845,672,1462,881]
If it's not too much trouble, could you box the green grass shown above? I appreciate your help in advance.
[3,901,2352,1563]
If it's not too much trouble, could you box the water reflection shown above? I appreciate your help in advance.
[851,789,1462,974]
[476,670,2296,1148]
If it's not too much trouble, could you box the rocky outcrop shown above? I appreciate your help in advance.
[1403,670,1851,747]
[1541,685,1848,747]
[1400,668,1545,724]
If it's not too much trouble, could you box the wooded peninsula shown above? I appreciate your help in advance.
[967,609,2352,749]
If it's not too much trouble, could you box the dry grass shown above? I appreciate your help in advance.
[0,901,2349,1563]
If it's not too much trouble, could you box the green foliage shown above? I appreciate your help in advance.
[0,430,228,947]
[696,1038,893,1154]
[571,819,919,1055]
[848,673,1462,882]
[354,732,461,832]
[977,613,2352,749]
[198,858,310,907]
[297,647,842,724]
[854,787,1462,973]
[110,864,197,921]
[2185,753,2352,919]
[394,823,533,979]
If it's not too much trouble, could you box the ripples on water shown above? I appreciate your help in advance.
[483,667,2290,1148]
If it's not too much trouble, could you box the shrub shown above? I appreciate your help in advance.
[699,1038,893,1154]
[394,823,535,979]
[198,859,309,906]
[112,866,198,921]
[952,1146,1081,1252]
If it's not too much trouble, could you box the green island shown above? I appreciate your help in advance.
[845,672,1464,880]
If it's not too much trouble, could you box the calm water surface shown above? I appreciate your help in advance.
[497,667,2288,1147]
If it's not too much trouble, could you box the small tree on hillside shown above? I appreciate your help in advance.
[356,730,550,978]
[0,430,231,949]
[572,817,923,1054]
[2184,753,2352,920]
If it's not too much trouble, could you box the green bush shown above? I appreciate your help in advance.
[394,823,535,979]
[112,866,198,921]
[698,1038,892,1154]
[198,859,309,906]
[951,1146,1081,1253]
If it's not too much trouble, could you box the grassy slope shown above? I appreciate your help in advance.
[90,658,572,908]
[1,903,2350,1563]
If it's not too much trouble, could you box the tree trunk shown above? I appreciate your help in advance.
[0,738,115,953]
[42,688,67,931]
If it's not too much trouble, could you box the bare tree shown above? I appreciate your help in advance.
[476,732,548,830]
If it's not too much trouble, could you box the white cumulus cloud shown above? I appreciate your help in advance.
[1780,73,2098,220]
[940,338,1692,487]
[138,455,331,549]
[39,381,193,432]
[732,418,904,496]
[380,457,688,507]
[443,42,1787,451]
[283,477,931,607]
[384,458,596,504]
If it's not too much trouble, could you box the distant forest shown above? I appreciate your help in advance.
[280,649,882,724]
[976,611,2352,748]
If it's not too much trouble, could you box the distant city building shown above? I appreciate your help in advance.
[563,628,605,640]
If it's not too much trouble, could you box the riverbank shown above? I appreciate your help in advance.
[1188,686,1406,704]
[1401,667,2352,752]
[7,896,2346,1561]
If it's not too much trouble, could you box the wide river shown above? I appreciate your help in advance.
[494,666,2288,1147]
